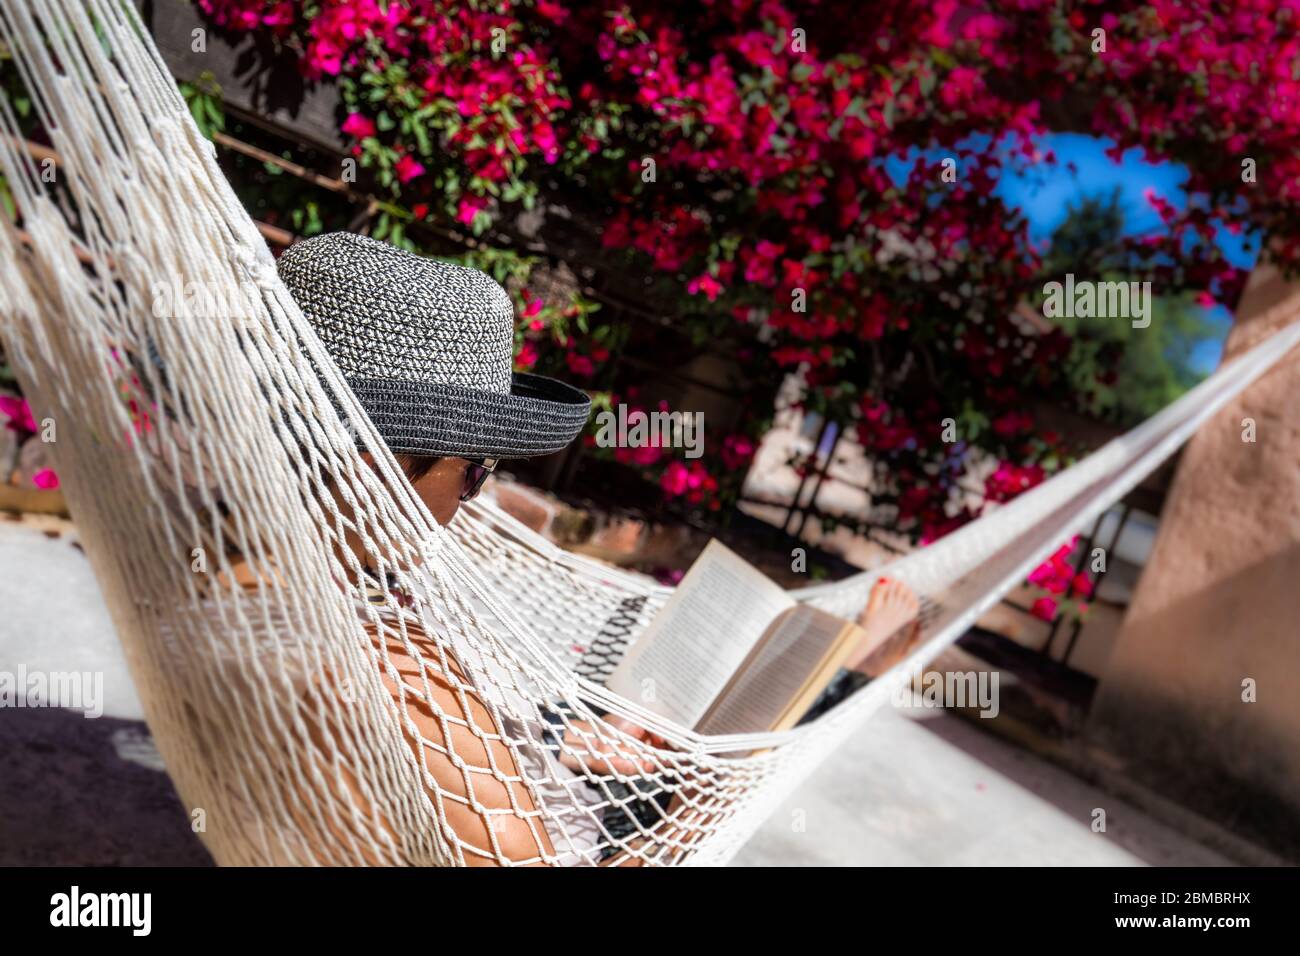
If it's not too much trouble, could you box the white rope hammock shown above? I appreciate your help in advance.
[2,0,1298,866]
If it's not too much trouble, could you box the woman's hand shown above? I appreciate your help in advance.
[558,713,669,777]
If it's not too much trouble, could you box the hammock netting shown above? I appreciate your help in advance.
[2,0,1298,866]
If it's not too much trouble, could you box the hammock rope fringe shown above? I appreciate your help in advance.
[2,0,1298,866]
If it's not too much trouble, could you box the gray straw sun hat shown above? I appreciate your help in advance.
[278,232,591,459]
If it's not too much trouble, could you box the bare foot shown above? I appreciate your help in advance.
[848,576,921,672]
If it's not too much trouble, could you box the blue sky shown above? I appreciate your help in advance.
[996,133,1254,374]
[885,132,1254,374]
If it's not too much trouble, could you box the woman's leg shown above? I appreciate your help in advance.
[849,576,923,675]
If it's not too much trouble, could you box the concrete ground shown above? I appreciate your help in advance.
[733,706,1231,866]
[0,518,1232,866]
[0,517,212,865]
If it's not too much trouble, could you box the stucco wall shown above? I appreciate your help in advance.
[1086,263,1300,856]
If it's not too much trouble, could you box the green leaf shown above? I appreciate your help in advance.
[412,121,431,156]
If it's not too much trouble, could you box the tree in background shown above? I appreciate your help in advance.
[1039,191,1219,428]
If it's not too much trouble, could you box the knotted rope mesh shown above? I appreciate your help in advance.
[2,0,1298,866]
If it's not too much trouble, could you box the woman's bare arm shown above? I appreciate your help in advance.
[295,623,557,866]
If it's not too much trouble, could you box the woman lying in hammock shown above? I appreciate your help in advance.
[270,233,923,866]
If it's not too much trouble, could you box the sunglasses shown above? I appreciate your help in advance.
[460,457,498,502]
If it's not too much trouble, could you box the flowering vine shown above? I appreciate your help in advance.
[195,0,1288,534]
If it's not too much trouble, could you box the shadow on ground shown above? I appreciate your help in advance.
[0,707,212,866]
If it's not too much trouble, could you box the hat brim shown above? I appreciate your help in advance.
[347,372,591,459]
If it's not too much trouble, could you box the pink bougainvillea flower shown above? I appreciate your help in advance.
[985,461,1045,503]
[341,112,376,139]
[991,410,1033,439]
[306,42,343,77]
[394,154,425,184]
[660,460,691,497]
[31,468,59,490]
[1030,596,1057,622]
[653,566,685,587]
[630,444,664,466]
[261,1,294,31]
[687,273,724,302]
[565,351,595,378]
[652,460,722,508]
[1142,186,1178,224]
[514,340,539,371]
[721,433,756,470]
[456,196,488,225]
[616,434,666,466]
[0,395,36,434]
[742,240,784,286]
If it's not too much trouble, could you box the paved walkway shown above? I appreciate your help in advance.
[0,519,1231,866]
[733,705,1231,866]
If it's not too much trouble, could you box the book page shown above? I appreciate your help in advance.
[695,605,856,737]
[604,540,794,727]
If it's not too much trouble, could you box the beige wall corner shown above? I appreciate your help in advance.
[1085,263,1300,856]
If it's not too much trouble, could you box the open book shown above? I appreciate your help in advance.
[604,541,865,736]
